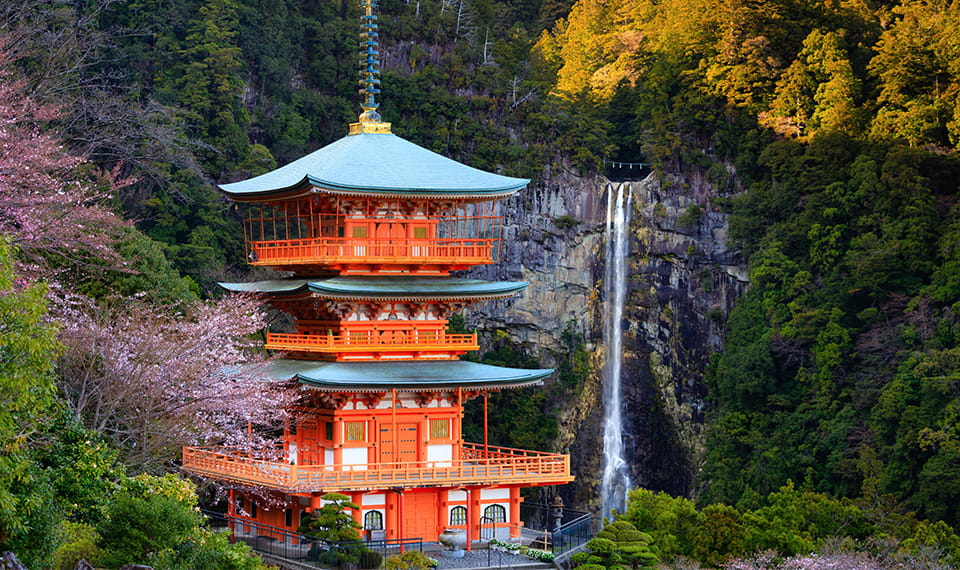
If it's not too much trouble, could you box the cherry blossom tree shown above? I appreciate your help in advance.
[0,42,129,273]
[56,292,298,473]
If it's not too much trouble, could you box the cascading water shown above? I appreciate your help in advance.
[600,182,633,520]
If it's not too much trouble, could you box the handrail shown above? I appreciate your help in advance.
[201,509,424,565]
[247,237,496,265]
[266,331,479,352]
[182,443,573,492]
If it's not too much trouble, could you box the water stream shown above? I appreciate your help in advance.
[600,182,633,520]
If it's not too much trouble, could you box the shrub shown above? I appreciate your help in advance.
[358,548,384,569]
[96,493,200,568]
[553,215,581,230]
[149,529,273,570]
[52,521,102,570]
[384,550,437,570]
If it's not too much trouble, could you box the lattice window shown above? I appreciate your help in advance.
[346,421,366,442]
[364,510,384,530]
[449,506,467,525]
[430,419,450,439]
[483,504,506,523]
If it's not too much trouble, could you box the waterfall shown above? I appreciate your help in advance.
[600,182,633,520]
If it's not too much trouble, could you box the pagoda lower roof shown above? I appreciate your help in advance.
[218,132,529,201]
[258,358,552,391]
[218,276,528,300]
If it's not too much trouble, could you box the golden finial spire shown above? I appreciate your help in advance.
[350,0,392,134]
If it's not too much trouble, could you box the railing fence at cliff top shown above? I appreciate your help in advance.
[202,509,423,569]
[519,502,593,556]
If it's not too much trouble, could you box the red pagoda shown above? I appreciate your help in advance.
[181,0,572,548]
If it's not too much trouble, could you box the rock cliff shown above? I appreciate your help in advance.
[466,169,748,510]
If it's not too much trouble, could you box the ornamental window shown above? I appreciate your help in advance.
[449,506,467,525]
[346,421,366,442]
[364,511,384,530]
[430,419,450,439]
[483,504,506,523]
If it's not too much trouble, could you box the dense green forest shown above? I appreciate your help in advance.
[4,0,960,567]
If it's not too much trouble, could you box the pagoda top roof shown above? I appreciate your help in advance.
[218,132,529,201]
[219,276,528,300]
[258,359,552,391]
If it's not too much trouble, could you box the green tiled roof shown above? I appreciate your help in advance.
[218,132,528,199]
[260,359,552,391]
[219,276,529,300]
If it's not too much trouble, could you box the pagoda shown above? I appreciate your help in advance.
[181,0,572,547]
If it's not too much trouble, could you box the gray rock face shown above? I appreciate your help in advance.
[0,552,27,570]
[466,170,747,508]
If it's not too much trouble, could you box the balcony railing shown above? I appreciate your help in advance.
[265,331,479,355]
[247,238,496,268]
[181,442,572,493]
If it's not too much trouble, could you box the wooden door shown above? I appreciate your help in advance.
[380,423,419,466]
[404,492,438,541]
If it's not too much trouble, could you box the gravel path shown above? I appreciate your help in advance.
[432,548,551,570]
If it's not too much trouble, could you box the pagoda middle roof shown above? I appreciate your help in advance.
[258,358,553,392]
[218,132,529,201]
[219,276,529,300]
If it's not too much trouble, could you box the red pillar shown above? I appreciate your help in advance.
[386,491,400,541]
[351,493,363,535]
[509,487,522,539]
[466,487,481,551]
[227,489,236,542]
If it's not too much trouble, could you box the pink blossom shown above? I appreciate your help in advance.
[56,292,298,473]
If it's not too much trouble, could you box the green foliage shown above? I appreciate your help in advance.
[107,229,200,307]
[622,488,698,559]
[899,519,960,566]
[149,528,273,570]
[676,203,702,230]
[384,549,437,570]
[557,320,591,389]
[553,215,581,230]
[0,239,63,568]
[618,483,902,567]
[357,548,384,569]
[0,240,60,455]
[573,520,658,569]
[96,492,202,568]
[37,412,124,524]
[463,337,559,451]
[298,493,361,544]
[52,522,102,570]
[742,480,871,557]
[691,504,746,567]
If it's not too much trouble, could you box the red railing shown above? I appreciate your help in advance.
[181,443,572,492]
[265,331,479,353]
[247,237,496,267]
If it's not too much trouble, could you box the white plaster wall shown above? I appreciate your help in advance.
[363,494,386,506]
[427,444,452,466]
[342,447,369,470]
[480,488,510,500]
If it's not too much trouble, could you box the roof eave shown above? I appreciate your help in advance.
[218,179,528,203]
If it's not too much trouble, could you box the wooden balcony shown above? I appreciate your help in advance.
[247,238,496,272]
[266,331,479,360]
[181,442,573,493]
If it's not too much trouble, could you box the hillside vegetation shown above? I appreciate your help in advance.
[3,0,960,567]
[535,0,960,526]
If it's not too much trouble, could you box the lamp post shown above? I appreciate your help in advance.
[551,495,564,531]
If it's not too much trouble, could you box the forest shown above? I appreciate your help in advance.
[3,0,960,568]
